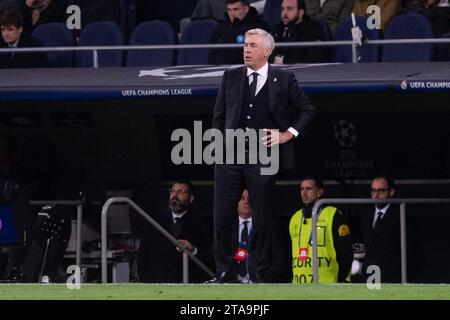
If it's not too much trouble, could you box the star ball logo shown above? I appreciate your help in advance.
[401,80,408,90]
[334,120,357,149]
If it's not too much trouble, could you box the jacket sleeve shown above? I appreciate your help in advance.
[332,209,353,282]
[212,70,228,132]
[287,72,316,137]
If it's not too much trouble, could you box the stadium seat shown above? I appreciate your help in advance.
[262,0,282,27]
[381,14,434,62]
[333,16,381,63]
[174,0,199,32]
[177,19,219,65]
[75,21,124,67]
[31,23,75,67]
[126,20,177,67]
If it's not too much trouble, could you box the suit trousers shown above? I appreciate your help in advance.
[213,162,276,281]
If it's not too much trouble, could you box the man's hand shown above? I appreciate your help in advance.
[176,239,194,252]
[261,129,294,147]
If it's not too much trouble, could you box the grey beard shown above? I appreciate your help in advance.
[169,201,188,214]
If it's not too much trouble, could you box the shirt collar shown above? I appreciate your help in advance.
[172,210,187,220]
[9,39,19,48]
[247,62,268,78]
[239,216,252,225]
[375,204,390,214]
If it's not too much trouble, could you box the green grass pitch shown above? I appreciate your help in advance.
[0,283,448,300]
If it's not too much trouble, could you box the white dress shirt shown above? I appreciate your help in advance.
[238,217,252,243]
[372,204,390,228]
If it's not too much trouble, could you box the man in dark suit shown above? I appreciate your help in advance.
[360,175,402,283]
[208,0,270,65]
[0,10,47,68]
[137,180,211,283]
[271,0,328,64]
[232,189,292,283]
[209,28,316,283]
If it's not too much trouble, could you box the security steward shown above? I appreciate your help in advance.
[289,177,353,283]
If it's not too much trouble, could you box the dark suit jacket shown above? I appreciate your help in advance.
[231,217,292,282]
[137,209,211,283]
[212,65,316,169]
[360,205,402,283]
[271,15,328,63]
[0,36,48,69]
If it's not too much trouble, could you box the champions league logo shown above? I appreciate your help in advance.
[325,120,375,178]
[334,120,357,149]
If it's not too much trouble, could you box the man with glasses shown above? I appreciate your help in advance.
[360,175,402,283]
[136,180,211,283]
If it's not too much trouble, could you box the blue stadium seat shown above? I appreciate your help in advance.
[75,21,124,67]
[31,23,75,67]
[126,20,177,67]
[177,19,219,65]
[174,0,199,32]
[382,14,434,62]
[262,0,282,27]
[333,16,381,63]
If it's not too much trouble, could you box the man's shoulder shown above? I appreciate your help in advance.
[19,36,43,48]
[269,66,295,78]
[223,66,246,76]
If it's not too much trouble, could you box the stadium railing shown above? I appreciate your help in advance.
[1,38,450,66]
[101,197,215,284]
[311,198,450,284]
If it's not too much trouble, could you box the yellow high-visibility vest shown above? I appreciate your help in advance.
[289,206,340,283]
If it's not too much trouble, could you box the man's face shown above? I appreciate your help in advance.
[168,183,194,213]
[371,178,394,200]
[227,2,249,23]
[1,25,22,45]
[243,34,270,70]
[300,179,323,205]
[237,189,252,218]
[281,0,301,25]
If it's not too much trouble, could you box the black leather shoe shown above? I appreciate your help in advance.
[205,271,237,284]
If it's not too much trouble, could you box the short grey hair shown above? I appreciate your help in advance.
[244,28,275,53]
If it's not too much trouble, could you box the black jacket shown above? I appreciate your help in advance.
[137,209,212,283]
[0,36,48,68]
[360,205,402,283]
[208,6,270,64]
[212,65,316,169]
[271,15,328,63]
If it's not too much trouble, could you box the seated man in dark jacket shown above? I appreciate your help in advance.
[208,0,270,64]
[137,180,212,283]
[271,0,327,64]
[0,10,47,68]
